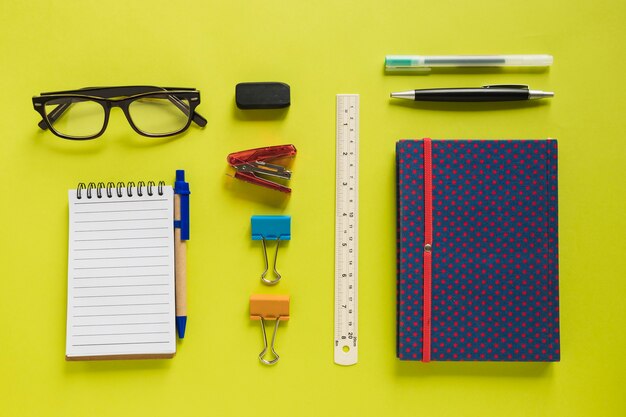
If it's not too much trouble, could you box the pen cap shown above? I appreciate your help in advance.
[500,54,553,66]
[174,169,190,240]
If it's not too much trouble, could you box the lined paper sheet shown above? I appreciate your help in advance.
[66,186,176,359]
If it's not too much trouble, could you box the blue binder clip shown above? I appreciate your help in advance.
[251,215,291,285]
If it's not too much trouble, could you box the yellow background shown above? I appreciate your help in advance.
[1,1,625,416]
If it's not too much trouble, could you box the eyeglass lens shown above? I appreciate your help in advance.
[44,93,193,138]
[45,98,105,139]
[128,94,191,135]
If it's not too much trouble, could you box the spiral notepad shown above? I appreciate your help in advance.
[66,181,176,360]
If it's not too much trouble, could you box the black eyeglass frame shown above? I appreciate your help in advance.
[32,86,207,140]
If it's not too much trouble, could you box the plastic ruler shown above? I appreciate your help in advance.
[334,94,359,366]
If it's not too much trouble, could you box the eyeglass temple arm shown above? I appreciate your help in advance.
[38,102,70,130]
[37,89,207,130]
[167,94,207,127]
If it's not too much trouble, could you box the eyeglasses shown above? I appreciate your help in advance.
[32,86,207,140]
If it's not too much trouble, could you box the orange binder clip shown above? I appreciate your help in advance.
[250,294,290,365]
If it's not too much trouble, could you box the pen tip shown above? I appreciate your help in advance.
[529,90,554,99]
[390,91,414,100]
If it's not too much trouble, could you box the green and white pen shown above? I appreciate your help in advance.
[385,54,553,72]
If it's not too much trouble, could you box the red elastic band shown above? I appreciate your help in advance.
[422,138,433,362]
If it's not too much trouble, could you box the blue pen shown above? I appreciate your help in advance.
[174,170,190,338]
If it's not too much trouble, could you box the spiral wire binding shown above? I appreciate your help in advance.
[106,182,115,198]
[96,182,105,198]
[137,181,145,197]
[76,180,166,199]
[86,182,96,199]
[76,183,85,199]
[127,182,135,197]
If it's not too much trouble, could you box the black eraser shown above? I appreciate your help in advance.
[235,82,290,109]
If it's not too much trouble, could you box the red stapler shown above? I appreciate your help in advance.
[227,144,297,193]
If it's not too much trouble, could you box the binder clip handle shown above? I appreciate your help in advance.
[258,316,282,365]
[261,236,283,285]
[250,294,290,366]
[251,215,291,285]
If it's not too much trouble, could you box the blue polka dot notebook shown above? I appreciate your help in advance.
[396,139,560,362]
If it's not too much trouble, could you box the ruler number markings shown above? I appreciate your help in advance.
[334,95,358,365]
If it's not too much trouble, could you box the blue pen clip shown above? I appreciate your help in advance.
[251,215,291,285]
[174,170,190,240]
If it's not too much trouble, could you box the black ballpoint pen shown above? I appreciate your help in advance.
[390,84,554,102]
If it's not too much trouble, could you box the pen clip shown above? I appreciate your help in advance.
[482,84,529,89]
[174,170,190,241]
